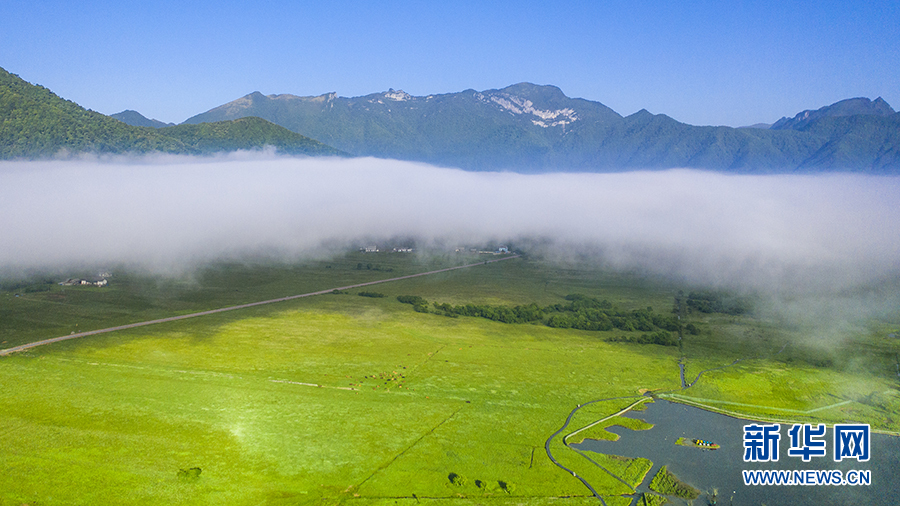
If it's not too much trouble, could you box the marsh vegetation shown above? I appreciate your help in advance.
[1,253,898,505]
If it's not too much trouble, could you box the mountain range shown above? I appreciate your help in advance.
[3,65,899,173]
[179,85,900,173]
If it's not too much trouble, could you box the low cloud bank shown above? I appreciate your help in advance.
[1,153,898,298]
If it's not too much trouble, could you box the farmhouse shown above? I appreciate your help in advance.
[59,278,108,287]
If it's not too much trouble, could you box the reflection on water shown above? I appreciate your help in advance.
[573,400,900,505]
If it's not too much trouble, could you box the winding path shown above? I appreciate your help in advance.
[544,396,652,505]
[0,255,519,357]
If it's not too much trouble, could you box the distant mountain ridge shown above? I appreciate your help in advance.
[771,97,895,131]
[184,85,900,173]
[111,110,174,128]
[0,67,343,159]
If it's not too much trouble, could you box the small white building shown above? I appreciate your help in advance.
[59,278,108,287]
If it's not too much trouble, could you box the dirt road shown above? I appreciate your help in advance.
[0,255,520,357]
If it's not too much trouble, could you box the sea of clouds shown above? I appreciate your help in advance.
[1,152,898,300]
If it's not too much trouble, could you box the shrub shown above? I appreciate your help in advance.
[448,472,467,486]
[397,295,427,305]
[177,467,201,481]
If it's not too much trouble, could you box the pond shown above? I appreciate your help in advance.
[573,400,900,505]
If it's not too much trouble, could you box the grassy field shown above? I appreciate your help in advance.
[565,415,655,444]
[0,252,487,349]
[1,254,899,505]
[648,465,699,500]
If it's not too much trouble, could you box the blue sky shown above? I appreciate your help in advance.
[2,0,898,126]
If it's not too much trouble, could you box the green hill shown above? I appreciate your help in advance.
[159,117,344,156]
[0,67,188,158]
[0,67,343,159]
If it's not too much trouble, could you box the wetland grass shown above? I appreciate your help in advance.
[2,255,898,504]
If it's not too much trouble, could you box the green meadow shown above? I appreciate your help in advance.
[1,254,899,505]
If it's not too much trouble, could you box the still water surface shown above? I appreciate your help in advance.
[574,400,900,505]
